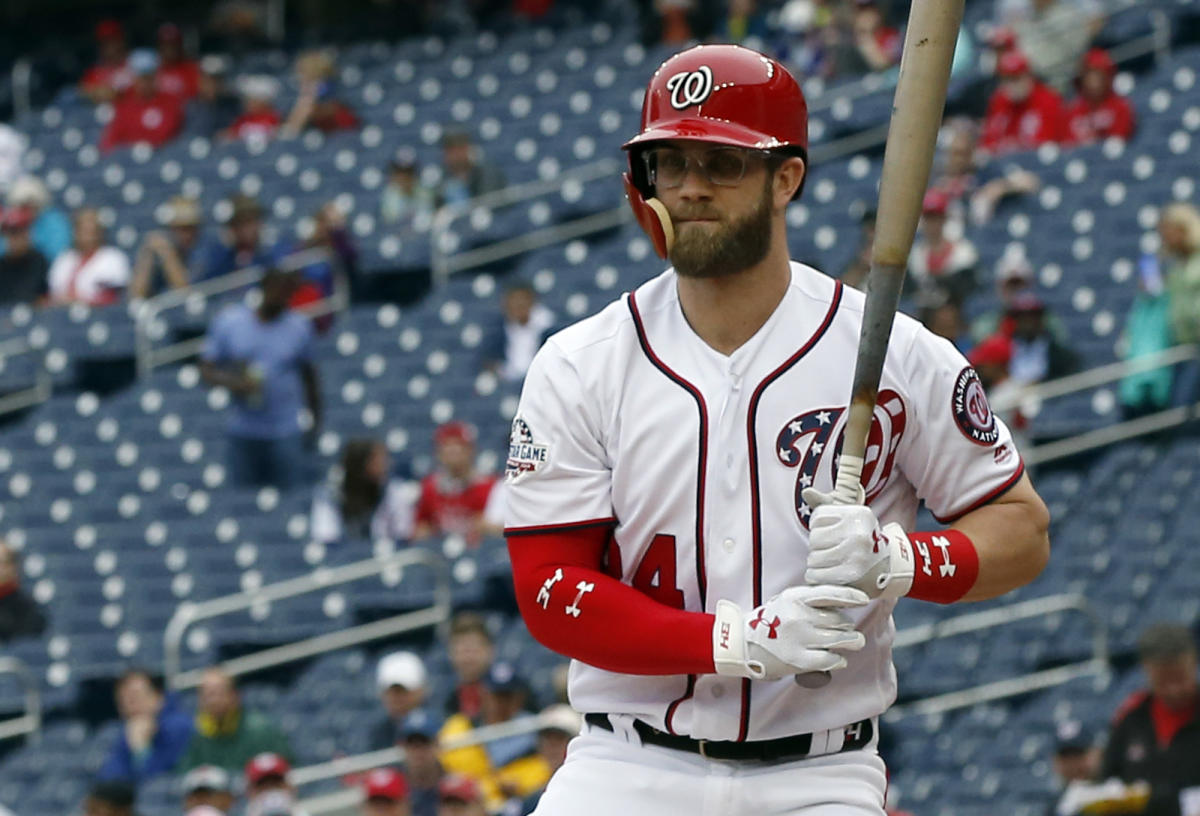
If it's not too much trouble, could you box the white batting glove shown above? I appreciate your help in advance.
[712,585,869,681]
[802,488,915,600]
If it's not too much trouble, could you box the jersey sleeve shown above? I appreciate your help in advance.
[504,340,614,533]
[895,327,1025,524]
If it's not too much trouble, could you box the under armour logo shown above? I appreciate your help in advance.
[845,721,864,741]
[932,535,956,577]
[565,581,595,618]
[750,610,781,639]
[871,529,887,554]
[666,66,714,110]
[537,568,563,610]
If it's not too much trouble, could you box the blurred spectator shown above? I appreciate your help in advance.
[362,768,410,816]
[130,196,206,299]
[181,667,292,773]
[281,51,359,137]
[968,334,1028,450]
[381,148,436,228]
[932,120,1041,226]
[0,124,25,195]
[0,206,50,306]
[313,438,416,545]
[414,422,501,545]
[654,0,697,45]
[47,208,131,306]
[155,24,200,100]
[1005,293,1078,385]
[98,668,194,784]
[100,50,186,153]
[82,781,138,816]
[439,662,551,811]
[369,652,431,750]
[401,711,445,816]
[481,281,556,383]
[1161,203,1200,347]
[244,753,310,816]
[712,0,770,46]
[1102,623,1200,816]
[3,175,72,261]
[0,537,46,641]
[200,267,322,490]
[980,51,1066,155]
[1118,253,1173,419]
[1001,0,1105,92]
[1065,49,1135,145]
[182,765,236,814]
[919,294,972,355]
[191,57,242,137]
[80,20,131,104]
[970,254,1066,343]
[437,130,505,208]
[1048,720,1101,816]
[284,202,357,314]
[198,195,273,281]
[437,776,486,816]
[516,705,582,815]
[223,76,283,142]
[445,613,496,719]
[908,189,978,305]
[851,0,901,72]
[839,208,875,290]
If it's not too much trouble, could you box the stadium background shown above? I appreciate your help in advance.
[0,0,1198,813]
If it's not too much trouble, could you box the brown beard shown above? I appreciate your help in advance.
[667,180,774,279]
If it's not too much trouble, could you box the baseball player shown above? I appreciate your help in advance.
[504,44,1050,816]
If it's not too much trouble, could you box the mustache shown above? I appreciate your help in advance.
[670,207,723,221]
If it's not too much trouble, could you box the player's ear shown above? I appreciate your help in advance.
[773,157,806,208]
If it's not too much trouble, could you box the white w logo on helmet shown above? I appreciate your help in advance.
[666,66,714,111]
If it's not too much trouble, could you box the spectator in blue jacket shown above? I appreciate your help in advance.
[99,668,194,785]
[480,281,555,383]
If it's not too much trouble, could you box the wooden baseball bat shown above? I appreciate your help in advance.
[796,0,964,689]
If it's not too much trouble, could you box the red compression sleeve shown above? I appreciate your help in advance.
[507,527,715,675]
[906,530,980,604]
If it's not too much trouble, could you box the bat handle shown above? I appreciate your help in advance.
[831,454,865,506]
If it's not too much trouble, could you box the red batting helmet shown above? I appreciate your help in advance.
[621,44,810,257]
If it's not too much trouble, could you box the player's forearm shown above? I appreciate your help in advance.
[948,474,1050,601]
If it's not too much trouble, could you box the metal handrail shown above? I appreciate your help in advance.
[0,657,41,742]
[164,548,452,691]
[0,335,51,418]
[888,593,1109,719]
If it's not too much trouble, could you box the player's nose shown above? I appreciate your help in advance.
[675,163,715,200]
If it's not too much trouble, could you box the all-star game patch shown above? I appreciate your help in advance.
[952,366,999,446]
[507,417,550,479]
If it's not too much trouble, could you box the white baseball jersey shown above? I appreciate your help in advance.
[505,262,1024,742]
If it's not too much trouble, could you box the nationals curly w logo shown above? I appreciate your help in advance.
[666,66,714,110]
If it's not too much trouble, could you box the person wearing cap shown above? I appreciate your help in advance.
[182,764,236,814]
[362,768,411,816]
[200,261,322,489]
[1102,623,1200,816]
[480,280,557,384]
[80,19,131,104]
[967,333,1029,452]
[437,130,505,208]
[1045,720,1102,816]
[381,148,435,228]
[516,705,583,815]
[1065,48,1135,146]
[0,205,50,306]
[413,422,500,545]
[100,49,186,153]
[908,188,978,306]
[197,194,274,282]
[47,208,131,306]
[190,56,241,137]
[155,23,200,101]
[244,752,311,816]
[130,196,207,299]
[399,710,446,816]
[180,667,292,775]
[437,775,486,816]
[369,652,433,751]
[2,175,71,262]
[1006,292,1078,385]
[98,668,194,785]
[980,50,1066,155]
[438,662,552,811]
[969,254,1066,344]
[82,780,139,816]
[222,75,283,142]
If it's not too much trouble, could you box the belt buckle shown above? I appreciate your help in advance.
[697,739,710,760]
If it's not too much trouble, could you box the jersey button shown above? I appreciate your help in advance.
[722,538,734,552]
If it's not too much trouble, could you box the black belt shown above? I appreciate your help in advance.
[584,713,874,762]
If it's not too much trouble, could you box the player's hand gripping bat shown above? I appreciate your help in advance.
[795,0,965,689]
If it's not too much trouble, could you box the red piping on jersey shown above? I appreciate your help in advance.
[741,280,843,741]
[929,458,1025,524]
[628,289,708,736]
[505,517,619,537]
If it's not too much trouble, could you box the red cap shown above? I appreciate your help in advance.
[1081,48,1115,76]
[95,20,124,41]
[438,774,483,803]
[922,189,949,216]
[363,768,409,801]
[157,23,183,42]
[989,26,1017,51]
[969,335,1013,368]
[434,421,476,447]
[998,50,1031,78]
[244,752,291,786]
[0,206,35,231]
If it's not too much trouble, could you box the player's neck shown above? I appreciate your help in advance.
[676,241,792,357]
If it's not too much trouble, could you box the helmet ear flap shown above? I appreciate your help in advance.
[622,172,674,259]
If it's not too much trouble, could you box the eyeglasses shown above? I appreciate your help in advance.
[642,146,773,190]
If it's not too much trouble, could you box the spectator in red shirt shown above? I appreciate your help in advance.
[908,189,978,305]
[79,19,131,104]
[154,23,200,101]
[100,50,185,153]
[221,76,282,142]
[1065,48,1136,146]
[414,421,499,545]
[980,50,1067,155]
